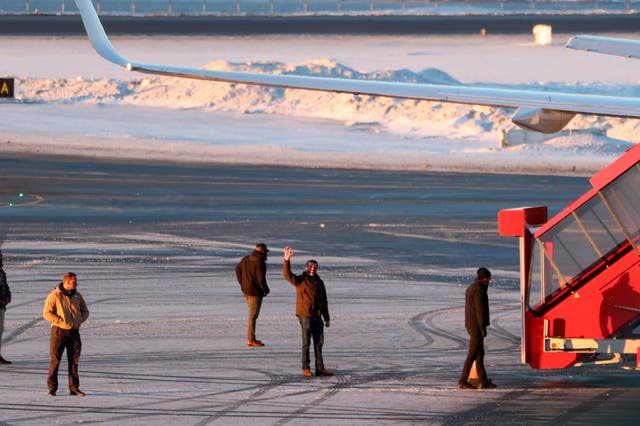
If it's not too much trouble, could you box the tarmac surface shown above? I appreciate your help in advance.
[4,155,640,424]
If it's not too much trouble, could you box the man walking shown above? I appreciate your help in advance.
[236,243,270,347]
[0,250,12,365]
[43,272,90,396]
[458,267,496,390]
[283,246,333,377]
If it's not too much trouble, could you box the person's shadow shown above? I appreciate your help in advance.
[600,272,640,337]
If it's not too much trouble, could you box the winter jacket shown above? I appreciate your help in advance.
[283,259,330,321]
[465,279,490,337]
[236,250,270,297]
[43,284,90,330]
[0,267,10,311]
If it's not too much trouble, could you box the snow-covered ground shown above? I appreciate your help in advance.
[1,156,636,425]
[2,31,640,175]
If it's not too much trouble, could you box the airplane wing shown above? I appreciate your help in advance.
[74,0,640,134]
[566,35,640,59]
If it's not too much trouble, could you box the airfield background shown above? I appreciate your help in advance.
[1,0,640,16]
[2,0,640,35]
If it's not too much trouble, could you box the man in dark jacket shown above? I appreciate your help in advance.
[236,243,270,347]
[283,246,333,377]
[0,250,12,364]
[458,267,496,390]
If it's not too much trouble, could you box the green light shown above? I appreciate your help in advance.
[8,202,13,207]
[18,192,24,197]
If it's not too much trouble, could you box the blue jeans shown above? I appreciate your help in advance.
[298,316,324,371]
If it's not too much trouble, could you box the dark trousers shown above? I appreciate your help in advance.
[298,316,324,371]
[0,308,5,355]
[245,295,263,341]
[460,331,488,384]
[48,327,82,393]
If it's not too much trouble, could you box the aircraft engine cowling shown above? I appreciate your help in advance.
[511,108,576,134]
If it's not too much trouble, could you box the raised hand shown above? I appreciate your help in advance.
[284,246,294,261]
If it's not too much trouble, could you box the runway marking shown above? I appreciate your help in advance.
[1,192,44,208]
[364,228,516,248]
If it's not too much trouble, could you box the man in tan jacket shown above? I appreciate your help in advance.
[43,272,90,396]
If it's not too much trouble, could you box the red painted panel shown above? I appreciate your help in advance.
[525,248,640,369]
[498,206,548,237]
[525,310,579,369]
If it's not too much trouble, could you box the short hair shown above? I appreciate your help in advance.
[477,267,491,280]
[305,260,318,270]
[63,272,77,281]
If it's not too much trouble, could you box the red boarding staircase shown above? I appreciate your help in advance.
[499,144,640,369]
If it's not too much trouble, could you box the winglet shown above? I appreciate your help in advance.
[566,35,640,60]
[74,0,131,68]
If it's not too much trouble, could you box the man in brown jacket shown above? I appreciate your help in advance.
[283,246,333,377]
[43,272,90,396]
[236,243,270,347]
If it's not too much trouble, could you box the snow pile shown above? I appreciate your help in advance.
[6,58,640,175]
[14,59,640,146]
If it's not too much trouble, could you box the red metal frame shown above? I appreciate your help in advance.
[499,144,640,369]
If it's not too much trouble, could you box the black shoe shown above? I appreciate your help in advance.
[316,368,334,376]
[479,380,497,389]
[70,389,86,396]
[457,381,476,390]
[0,356,12,365]
[48,390,56,396]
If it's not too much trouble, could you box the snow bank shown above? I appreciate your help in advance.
[6,59,640,175]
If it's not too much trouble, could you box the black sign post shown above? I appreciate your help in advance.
[1,78,15,98]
